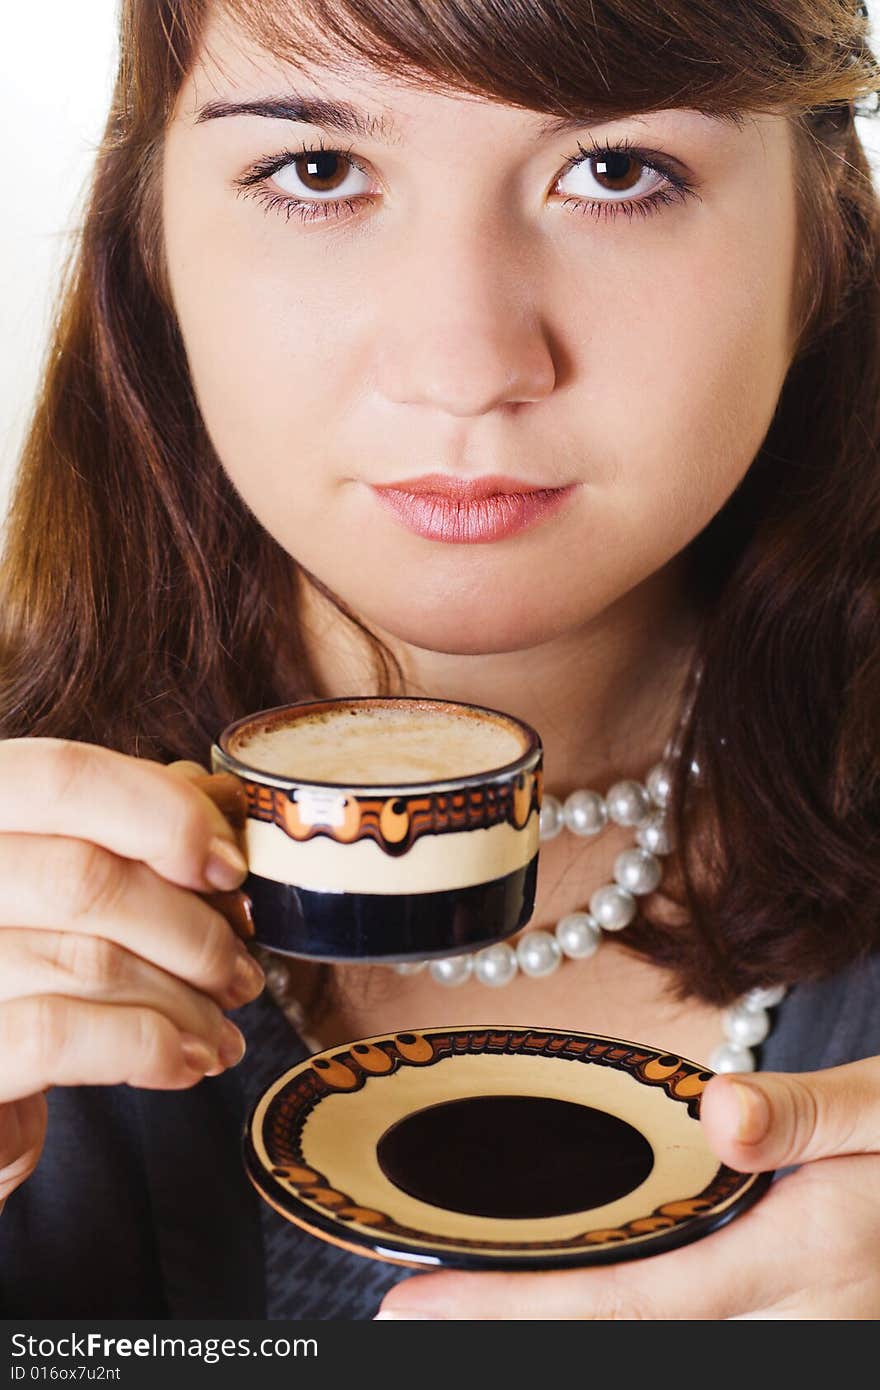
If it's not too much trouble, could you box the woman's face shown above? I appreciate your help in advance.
[162,13,800,655]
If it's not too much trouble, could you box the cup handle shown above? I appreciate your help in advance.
[188,769,254,939]
[196,770,249,830]
[202,888,255,941]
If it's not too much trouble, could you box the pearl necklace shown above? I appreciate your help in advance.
[401,760,676,991]
[257,742,786,1074]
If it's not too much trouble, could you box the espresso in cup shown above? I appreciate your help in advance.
[211,697,542,961]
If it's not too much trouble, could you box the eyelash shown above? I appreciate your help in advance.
[232,134,700,226]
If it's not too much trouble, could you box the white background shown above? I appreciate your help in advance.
[2,1,880,505]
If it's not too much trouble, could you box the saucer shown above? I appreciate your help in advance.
[243,1025,773,1270]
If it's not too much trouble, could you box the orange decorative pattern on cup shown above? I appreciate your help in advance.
[211,697,542,961]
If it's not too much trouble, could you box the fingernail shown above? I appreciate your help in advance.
[229,950,265,1003]
[730,1080,771,1144]
[179,1033,218,1074]
[219,1019,247,1067]
[204,837,249,891]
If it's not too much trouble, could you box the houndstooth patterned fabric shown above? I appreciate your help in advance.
[234,985,416,1320]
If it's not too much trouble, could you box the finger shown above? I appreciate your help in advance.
[0,739,248,893]
[375,1198,791,1320]
[0,1094,48,1206]
[0,833,264,1006]
[166,761,211,781]
[700,1061,880,1172]
[0,927,250,1057]
[0,995,230,1101]
[166,764,253,940]
[166,763,248,832]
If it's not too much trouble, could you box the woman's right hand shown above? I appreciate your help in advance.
[0,737,266,1213]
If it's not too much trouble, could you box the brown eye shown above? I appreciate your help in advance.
[556,145,669,209]
[293,150,351,193]
[272,149,371,200]
[591,151,645,194]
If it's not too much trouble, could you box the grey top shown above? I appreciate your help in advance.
[1,952,879,1319]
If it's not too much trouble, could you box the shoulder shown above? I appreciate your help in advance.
[762,951,880,1073]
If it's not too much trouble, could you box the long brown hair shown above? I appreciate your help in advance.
[2,0,879,1004]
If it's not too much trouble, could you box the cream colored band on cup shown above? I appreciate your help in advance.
[245,811,539,894]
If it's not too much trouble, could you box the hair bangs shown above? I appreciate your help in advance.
[215,0,880,127]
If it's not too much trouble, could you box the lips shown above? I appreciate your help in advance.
[373,472,566,502]
[369,474,577,544]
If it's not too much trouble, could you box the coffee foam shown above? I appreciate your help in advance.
[232,705,525,783]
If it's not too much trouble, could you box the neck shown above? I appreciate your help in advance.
[295,553,702,792]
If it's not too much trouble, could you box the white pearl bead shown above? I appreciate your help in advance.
[722,1004,770,1047]
[743,984,787,1011]
[429,954,473,987]
[516,930,562,977]
[280,997,307,1030]
[473,942,518,987]
[265,961,293,996]
[645,761,673,808]
[709,1042,756,1074]
[555,912,601,960]
[393,960,428,975]
[539,794,564,840]
[562,789,607,837]
[589,883,637,931]
[635,809,676,856]
[613,847,662,896]
[606,780,653,827]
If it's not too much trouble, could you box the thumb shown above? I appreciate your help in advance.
[699,1058,880,1172]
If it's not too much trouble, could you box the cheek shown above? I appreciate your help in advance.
[593,188,797,535]
[162,197,359,516]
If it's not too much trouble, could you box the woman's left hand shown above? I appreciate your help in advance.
[375,1061,880,1319]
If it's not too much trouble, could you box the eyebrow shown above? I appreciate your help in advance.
[193,93,743,142]
[194,95,404,143]
[541,110,745,135]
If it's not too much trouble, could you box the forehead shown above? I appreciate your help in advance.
[177,7,435,125]
[174,5,754,150]
[172,0,876,143]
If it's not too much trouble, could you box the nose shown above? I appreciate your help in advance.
[371,219,557,416]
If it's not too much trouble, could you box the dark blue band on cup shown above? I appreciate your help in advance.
[243,852,539,962]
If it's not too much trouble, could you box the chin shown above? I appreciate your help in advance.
[368,597,578,657]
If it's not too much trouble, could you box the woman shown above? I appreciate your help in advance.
[0,0,879,1319]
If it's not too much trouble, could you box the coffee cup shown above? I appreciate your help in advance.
[210,696,542,961]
